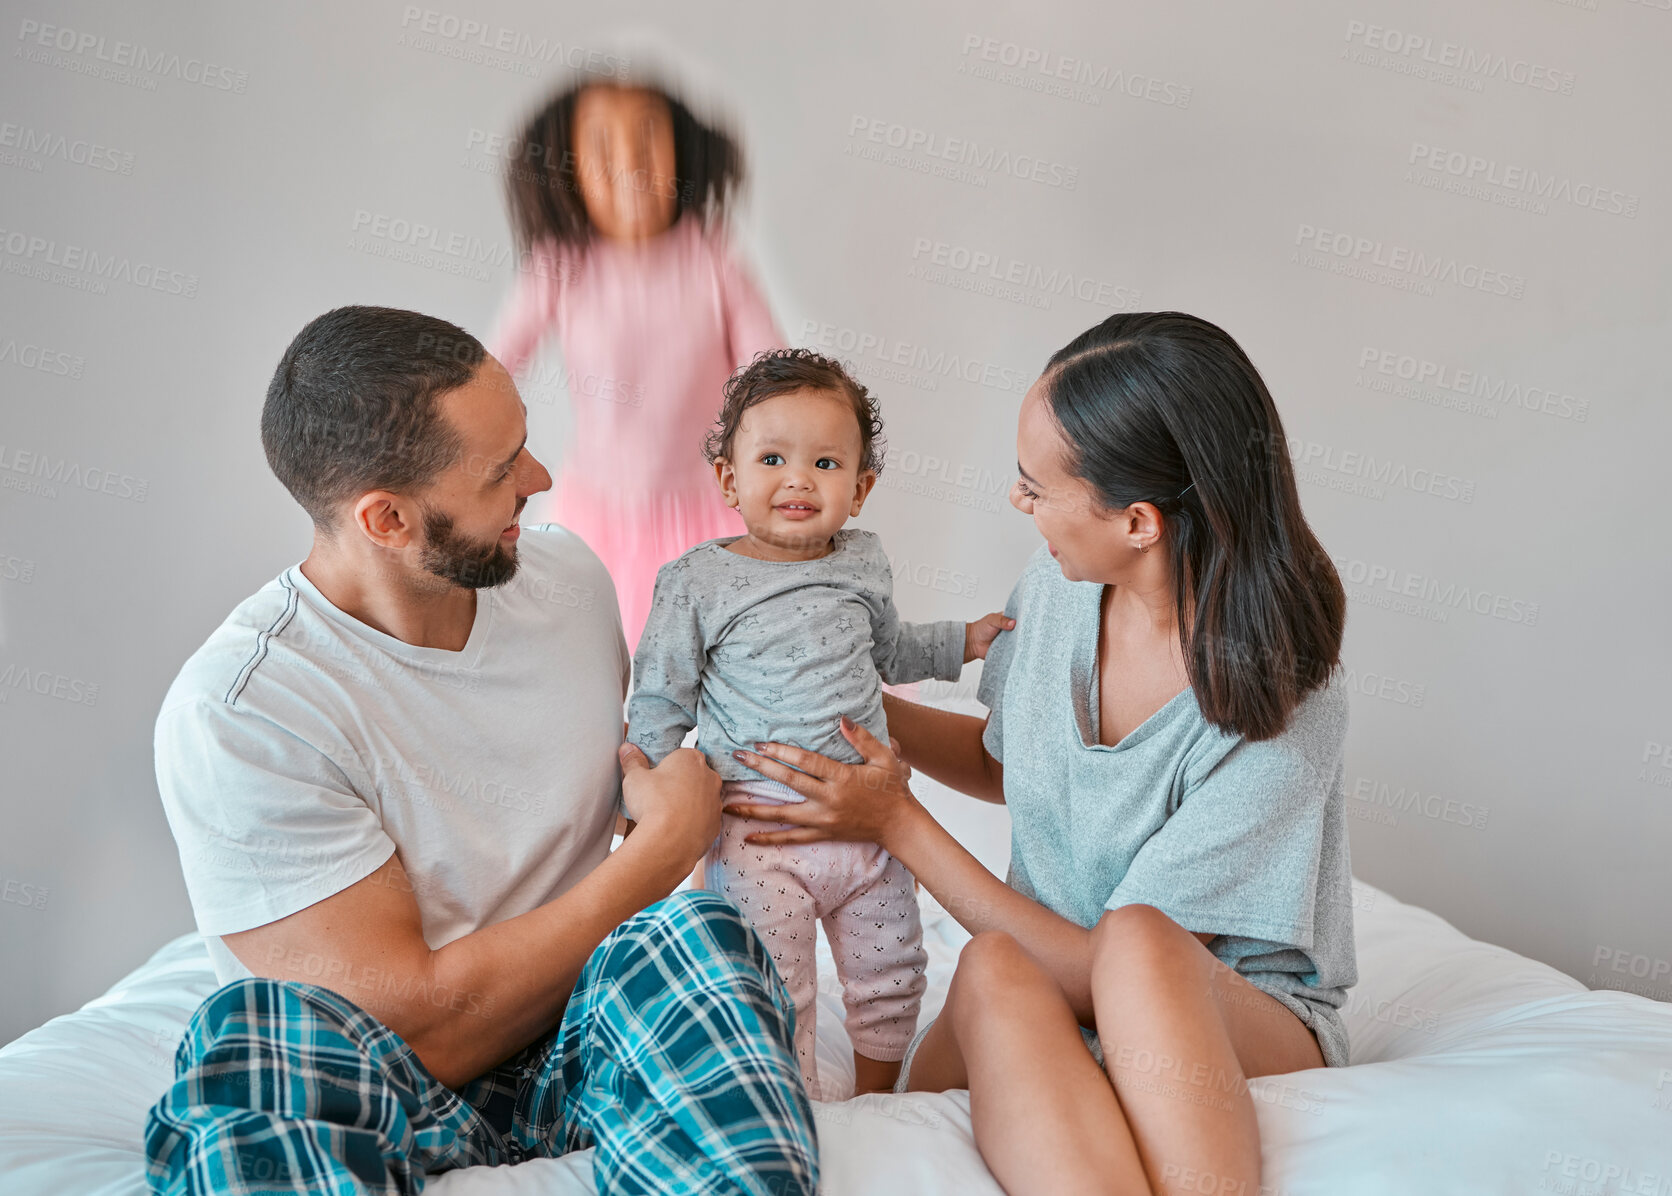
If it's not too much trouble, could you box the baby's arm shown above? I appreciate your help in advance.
[624,567,705,773]
[869,582,970,686]
[870,548,1015,681]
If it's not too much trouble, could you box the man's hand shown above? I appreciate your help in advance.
[617,743,721,873]
[964,612,1016,662]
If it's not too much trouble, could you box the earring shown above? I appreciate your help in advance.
[1138,542,1149,554]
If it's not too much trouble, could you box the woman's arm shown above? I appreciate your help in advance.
[727,717,1119,1013]
[886,794,1104,1022]
[881,691,1004,804]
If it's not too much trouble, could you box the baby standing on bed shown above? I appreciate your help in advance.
[626,348,1013,1099]
[489,71,783,653]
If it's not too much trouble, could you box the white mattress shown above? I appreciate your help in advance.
[3,878,1670,1195]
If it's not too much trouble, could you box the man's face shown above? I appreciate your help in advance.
[415,357,552,588]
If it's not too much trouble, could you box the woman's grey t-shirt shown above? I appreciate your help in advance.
[979,543,1358,1068]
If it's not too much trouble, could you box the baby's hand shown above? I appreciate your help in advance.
[964,612,1016,662]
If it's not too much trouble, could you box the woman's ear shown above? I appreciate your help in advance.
[849,469,878,516]
[1125,500,1164,547]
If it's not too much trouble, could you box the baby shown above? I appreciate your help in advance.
[625,347,1008,1099]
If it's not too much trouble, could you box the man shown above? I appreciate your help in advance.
[145,305,817,1195]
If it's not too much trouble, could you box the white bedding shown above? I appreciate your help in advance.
[3,878,1670,1195]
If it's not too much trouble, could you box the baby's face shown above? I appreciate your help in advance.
[717,388,876,553]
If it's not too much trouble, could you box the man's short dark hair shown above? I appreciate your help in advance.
[261,305,485,530]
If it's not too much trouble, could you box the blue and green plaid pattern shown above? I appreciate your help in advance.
[144,889,819,1195]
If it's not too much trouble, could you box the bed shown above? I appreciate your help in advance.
[4,876,1670,1195]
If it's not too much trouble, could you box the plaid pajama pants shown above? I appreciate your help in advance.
[144,890,819,1196]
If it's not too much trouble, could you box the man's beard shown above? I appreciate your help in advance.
[418,504,520,589]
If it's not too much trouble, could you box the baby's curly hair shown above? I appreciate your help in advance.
[702,348,887,476]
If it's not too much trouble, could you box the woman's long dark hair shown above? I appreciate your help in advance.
[1042,312,1344,741]
[503,73,745,254]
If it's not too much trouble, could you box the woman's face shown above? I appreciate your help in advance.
[1011,379,1158,585]
[571,86,679,242]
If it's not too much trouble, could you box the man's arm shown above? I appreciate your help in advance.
[222,744,718,1089]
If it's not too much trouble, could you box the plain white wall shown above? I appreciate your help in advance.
[2,0,1669,1044]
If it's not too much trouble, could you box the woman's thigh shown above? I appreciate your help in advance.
[907,913,1325,1094]
[902,931,1088,1094]
[1093,904,1324,1080]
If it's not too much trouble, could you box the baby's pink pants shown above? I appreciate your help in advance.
[709,778,928,1100]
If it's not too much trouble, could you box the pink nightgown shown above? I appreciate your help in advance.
[489,211,784,652]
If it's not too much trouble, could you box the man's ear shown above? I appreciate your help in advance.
[352,491,420,549]
[713,458,739,508]
[849,469,878,517]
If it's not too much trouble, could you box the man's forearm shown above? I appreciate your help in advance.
[413,827,694,1087]
[882,692,1003,803]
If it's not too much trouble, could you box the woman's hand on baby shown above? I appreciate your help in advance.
[964,611,1016,662]
[725,716,919,850]
[890,736,912,782]
[616,743,722,875]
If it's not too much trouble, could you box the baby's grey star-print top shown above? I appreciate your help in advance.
[626,528,967,783]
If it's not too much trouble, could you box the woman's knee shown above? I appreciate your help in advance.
[947,931,1051,1020]
[1091,903,1202,986]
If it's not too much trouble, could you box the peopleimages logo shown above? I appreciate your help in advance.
[1294,223,1525,299]
[0,338,85,378]
[15,18,249,92]
[957,34,1193,108]
[1351,776,1490,831]
[397,8,629,74]
[0,227,199,297]
[847,115,1080,190]
[1274,433,1477,503]
[1331,555,1539,626]
[1342,20,1576,94]
[0,661,99,706]
[0,121,135,173]
[1407,142,1638,218]
[1356,345,1590,422]
[0,443,149,501]
[909,236,1140,310]
[799,320,1032,395]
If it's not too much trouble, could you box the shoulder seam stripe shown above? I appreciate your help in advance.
[225,573,300,706]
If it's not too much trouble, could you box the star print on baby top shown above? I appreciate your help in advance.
[626,528,966,785]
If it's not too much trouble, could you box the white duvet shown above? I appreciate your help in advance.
[3,878,1670,1195]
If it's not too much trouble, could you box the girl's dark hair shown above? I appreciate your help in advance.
[262,305,478,531]
[503,74,745,253]
[704,348,886,475]
[1041,311,1344,741]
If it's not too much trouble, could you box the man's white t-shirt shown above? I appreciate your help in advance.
[154,524,629,986]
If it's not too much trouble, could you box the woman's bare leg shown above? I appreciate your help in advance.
[852,1051,901,1095]
[1090,904,1326,1196]
[911,931,1150,1195]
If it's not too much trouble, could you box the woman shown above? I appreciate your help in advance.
[724,311,1358,1195]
